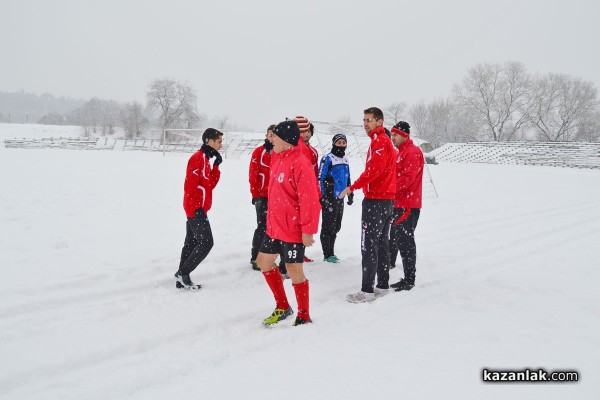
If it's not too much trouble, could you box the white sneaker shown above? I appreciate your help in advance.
[374,287,390,298]
[346,291,376,303]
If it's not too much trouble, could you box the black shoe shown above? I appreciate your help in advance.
[392,280,414,292]
[175,272,201,290]
[293,317,312,326]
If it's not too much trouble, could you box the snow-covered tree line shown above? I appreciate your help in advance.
[385,62,600,147]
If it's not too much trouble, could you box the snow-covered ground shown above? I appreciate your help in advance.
[0,143,598,399]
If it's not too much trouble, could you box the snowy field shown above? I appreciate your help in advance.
[0,143,599,399]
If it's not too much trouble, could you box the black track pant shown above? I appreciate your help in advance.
[361,199,395,293]
[251,197,268,261]
[389,208,420,285]
[320,197,344,258]
[178,209,214,275]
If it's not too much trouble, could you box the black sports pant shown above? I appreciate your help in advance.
[251,197,268,261]
[389,208,420,285]
[178,208,214,275]
[361,199,394,293]
[320,196,344,258]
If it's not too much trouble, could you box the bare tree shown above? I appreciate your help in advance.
[527,73,599,141]
[408,99,478,148]
[120,102,148,138]
[384,102,407,125]
[146,78,200,132]
[453,61,532,141]
[215,115,230,130]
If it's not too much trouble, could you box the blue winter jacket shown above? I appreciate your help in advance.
[318,153,351,198]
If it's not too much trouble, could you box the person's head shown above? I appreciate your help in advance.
[266,124,276,143]
[202,128,224,151]
[294,116,312,142]
[391,121,411,146]
[332,133,347,148]
[363,107,384,133]
[272,120,300,153]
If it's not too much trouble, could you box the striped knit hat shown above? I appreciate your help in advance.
[294,116,311,134]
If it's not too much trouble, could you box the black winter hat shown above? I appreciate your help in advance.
[332,134,347,145]
[273,120,300,146]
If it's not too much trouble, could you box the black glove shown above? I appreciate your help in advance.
[252,198,256,205]
[213,152,223,166]
[347,192,354,205]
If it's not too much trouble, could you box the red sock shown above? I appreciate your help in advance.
[293,280,310,321]
[263,269,290,310]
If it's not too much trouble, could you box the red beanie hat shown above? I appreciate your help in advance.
[391,121,411,139]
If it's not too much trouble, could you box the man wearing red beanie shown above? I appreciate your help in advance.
[389,121,423,292]
[256,120,321,326]
[339,107,396,303]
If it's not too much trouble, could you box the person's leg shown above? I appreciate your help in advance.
[397,209,420,285]
[283,242,310,323]
[388,208,404,269]
[258,236,291,313]
[320,197,335,259]
[360,199,383,293]
[376,201,395,290]
[251,198,268,261]
[330,199,344,257]
[178,209,214,276]
[178,219,198,271]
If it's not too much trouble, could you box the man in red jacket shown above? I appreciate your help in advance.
[389,121,424,292]
[248,124,275,271]
[294,116,319,263]
[256,120,321,326]
[339,107,396,303]
[175,128,223,290]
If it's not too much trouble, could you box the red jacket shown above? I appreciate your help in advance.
[349,126,396,200]
[298,137,319,178]
[249,144,271,198]
[266,145,321,243]
[394,139,424,209]
[183,150,221,217]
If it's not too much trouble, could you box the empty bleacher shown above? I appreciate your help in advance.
[432,142,600,169]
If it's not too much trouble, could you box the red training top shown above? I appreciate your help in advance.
[349,126,396,200]
[249,144,271,199]
[266,145,321,243]
[394,138,424,209]
[183,149,221,217]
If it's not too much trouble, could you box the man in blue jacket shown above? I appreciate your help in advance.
[318,134,353,263]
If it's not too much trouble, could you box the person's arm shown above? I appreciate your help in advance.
[249,147,260,198]
[297,160,321,235]
[349,139,387,192]
[317,155,331,195]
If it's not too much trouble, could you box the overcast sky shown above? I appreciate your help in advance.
[2,0,599,130]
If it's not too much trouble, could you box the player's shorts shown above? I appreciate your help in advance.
[260,234,305,263]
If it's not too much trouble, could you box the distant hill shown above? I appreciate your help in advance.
[0,90,86,123]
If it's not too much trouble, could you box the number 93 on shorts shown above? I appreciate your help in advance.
[259,234,306,263]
